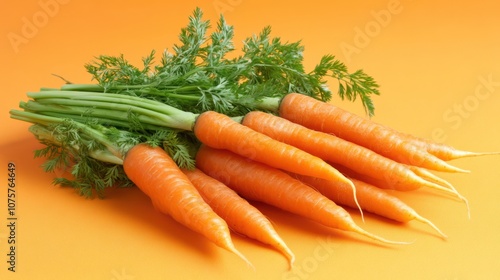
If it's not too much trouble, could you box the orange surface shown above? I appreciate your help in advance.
[1,0,500,279]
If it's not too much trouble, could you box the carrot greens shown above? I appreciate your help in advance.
[65,7,379,117]
[10,109,195,197]
[11,7,381,198]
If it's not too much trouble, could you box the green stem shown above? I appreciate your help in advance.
[20,101,171,131]
[10,110,124,159]
[61,84,205,101]
[60,84,106,92]
[34,98,180,127]
[255,97,281,113]
[28,125,124,165]
[27,91,198,131]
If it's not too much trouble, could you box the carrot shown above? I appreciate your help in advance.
[369,120,499,160]
[293,174,447,239]
[194,111,350,185]
[122,144,252,267]
[406,165,470,218]
[182,168,295,268]
[278,93,468,173]
[193,110,364,217]
[195,145,408,245]
[398,132,500,161]
[332,163,470,216]
[242,111,460,196]
[406,165,457,193]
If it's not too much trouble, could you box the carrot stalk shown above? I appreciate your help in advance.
[195,145,408,245]
[123,144,253,268]
[294,174,447,239]
[277,93,469,173]
[182,168,295,268]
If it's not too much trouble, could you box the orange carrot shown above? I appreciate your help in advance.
[294,174,447,239]
[398,131,500,161]
[122,144,252,267]
[406,165,457,192]
[278,93,468,173]
[194,111,351,185]
[406,165,470,218]
[332,163,469,214]
[182,167,295,268]
[195,145,408,245]
[242,111,458,196]
[193,110,363,217]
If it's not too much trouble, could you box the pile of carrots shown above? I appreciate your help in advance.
[120,93,493,268]
[9,8,498,270]
[12,85,496,270]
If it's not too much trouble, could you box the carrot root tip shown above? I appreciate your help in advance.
[444,150,500,161]
[348,180,365,223]
[230,246,255,270]
[352,224,412,245]
[443,163,470,173]
[413,214,448,239]
[460,194,471,220]
[415,168,471,219]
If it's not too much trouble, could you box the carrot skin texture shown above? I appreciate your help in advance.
[195,145,406,245]
[123,144,252,267]
[242,111,450,192]
[294,174,447,238]
[278,93,467,173]
[193,111,353,187]
[182,168,295,268]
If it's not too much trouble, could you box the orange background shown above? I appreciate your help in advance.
[1,0,500,279]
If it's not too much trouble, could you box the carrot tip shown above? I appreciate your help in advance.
[444,150,500,161]
[413,214,448,239]
[409,166,455,190]
[416,175,469,207]
[346,179,365,223]
[286,254,296,270]
[442,163,470,173]
[352,224,411,245]
[424,152,471,173]
[269,237,295,269]
[229,245,255,270]
[460,194,471,220]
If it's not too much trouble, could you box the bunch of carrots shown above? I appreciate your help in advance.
[9,8,496,269]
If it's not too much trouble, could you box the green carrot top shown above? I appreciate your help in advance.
[10,7,380,197]
[65,7,379,117]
